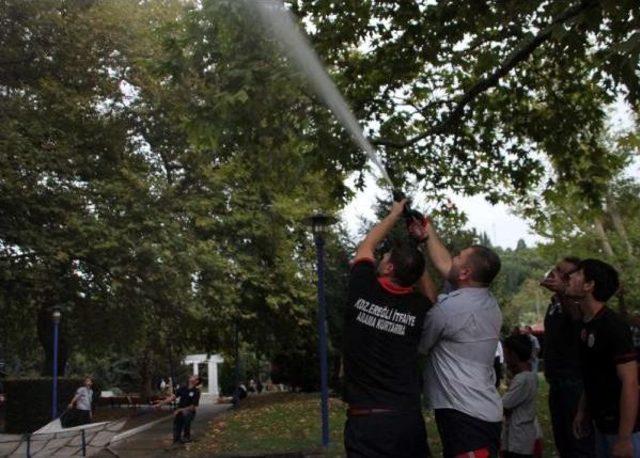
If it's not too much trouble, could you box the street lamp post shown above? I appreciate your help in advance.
[51,307,62,419]
[304,213,337,448]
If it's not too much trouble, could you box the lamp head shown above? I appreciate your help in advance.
[52,308,62,323]
[303,213,337,236]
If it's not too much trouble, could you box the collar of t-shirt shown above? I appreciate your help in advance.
[583,305,607,323]
[377,276,413,295]
[352,257,414,295]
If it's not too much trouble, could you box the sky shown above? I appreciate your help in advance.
[340,172,543,249]
[340,98,637,250]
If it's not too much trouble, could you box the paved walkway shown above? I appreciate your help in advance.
[106,403,230,457]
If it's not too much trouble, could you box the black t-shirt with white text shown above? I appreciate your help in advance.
[176,386,200,409]
[579,307,637,434]
[343,259,431,411]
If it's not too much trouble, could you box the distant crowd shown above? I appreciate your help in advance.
[342,199,638,457]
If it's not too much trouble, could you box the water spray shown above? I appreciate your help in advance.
[249,0,392,186]
[247,0,421,221]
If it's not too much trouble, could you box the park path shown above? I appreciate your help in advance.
[105,403,230,457]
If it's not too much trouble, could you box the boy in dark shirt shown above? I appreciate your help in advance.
[157,375,201,444]
[343,199,436,457]
[567,259,639,457]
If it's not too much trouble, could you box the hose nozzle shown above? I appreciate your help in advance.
[392,189,423,222]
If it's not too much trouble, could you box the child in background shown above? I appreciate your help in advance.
[502,334,538,458]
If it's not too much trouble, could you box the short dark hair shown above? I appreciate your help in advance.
[467,245,501,285]
[563,256,581,267]
[504,335,532,362]
[578,259,619,302]
[389,240,426,287]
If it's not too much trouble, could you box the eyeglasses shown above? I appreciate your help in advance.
[560,267,580,280]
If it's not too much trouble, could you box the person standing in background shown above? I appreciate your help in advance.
[502,335,538,458]
[67,376,94,425]
[541,257,595,457]
[569,259,638,457]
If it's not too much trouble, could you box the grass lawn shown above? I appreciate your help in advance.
[187,377,556,457]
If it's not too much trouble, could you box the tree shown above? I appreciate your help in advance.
[493,247,549,330]
[0,0,171,375]
[0,0,348,389]
[289,1,638,206]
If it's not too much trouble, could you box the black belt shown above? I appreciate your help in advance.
[347,406,395,416]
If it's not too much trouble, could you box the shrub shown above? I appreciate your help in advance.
[5,378,101,433]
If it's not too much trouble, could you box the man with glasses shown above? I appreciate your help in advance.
[541,257,595,457]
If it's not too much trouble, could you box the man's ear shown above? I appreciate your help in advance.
[584,279,595,296]
[384,261,395,276]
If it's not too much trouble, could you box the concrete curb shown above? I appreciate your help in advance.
[109,414,173,444]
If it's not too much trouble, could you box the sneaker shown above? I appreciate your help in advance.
[181,437,192,443]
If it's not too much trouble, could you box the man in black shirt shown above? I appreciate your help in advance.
[568,259,639,457]
[157,375,202,444]
[343,199,436,457]
[541,256,595,457]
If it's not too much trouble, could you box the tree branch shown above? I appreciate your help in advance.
[374,0,598,149]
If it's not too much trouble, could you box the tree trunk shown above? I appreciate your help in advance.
[593,216,615,258]
[138,347,153,399]
[606,196,634,257]
[593,215,627,315]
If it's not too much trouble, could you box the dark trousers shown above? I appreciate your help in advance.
[173,410,195,442]
[61,408,91,427]
[435,409,501,457]
[548,380,595,457]
[344,410,429,457]
[77,409,91,425]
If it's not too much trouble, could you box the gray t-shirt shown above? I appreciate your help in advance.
[419,288,503,422]
[75,386,93,411]
[502,371,538,454]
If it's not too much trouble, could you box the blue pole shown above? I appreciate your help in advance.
[314,234,330,447]
[52,317,60,419]
[81,429,86,456]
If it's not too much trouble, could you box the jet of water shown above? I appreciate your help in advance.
[248,0,394,188]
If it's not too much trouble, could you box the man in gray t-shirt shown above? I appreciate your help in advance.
[409,215,502,457]
[67,377,94,425]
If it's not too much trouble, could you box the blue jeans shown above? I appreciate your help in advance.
[595,429,640,457]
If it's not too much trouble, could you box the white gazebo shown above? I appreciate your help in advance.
[183,354,224,398]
